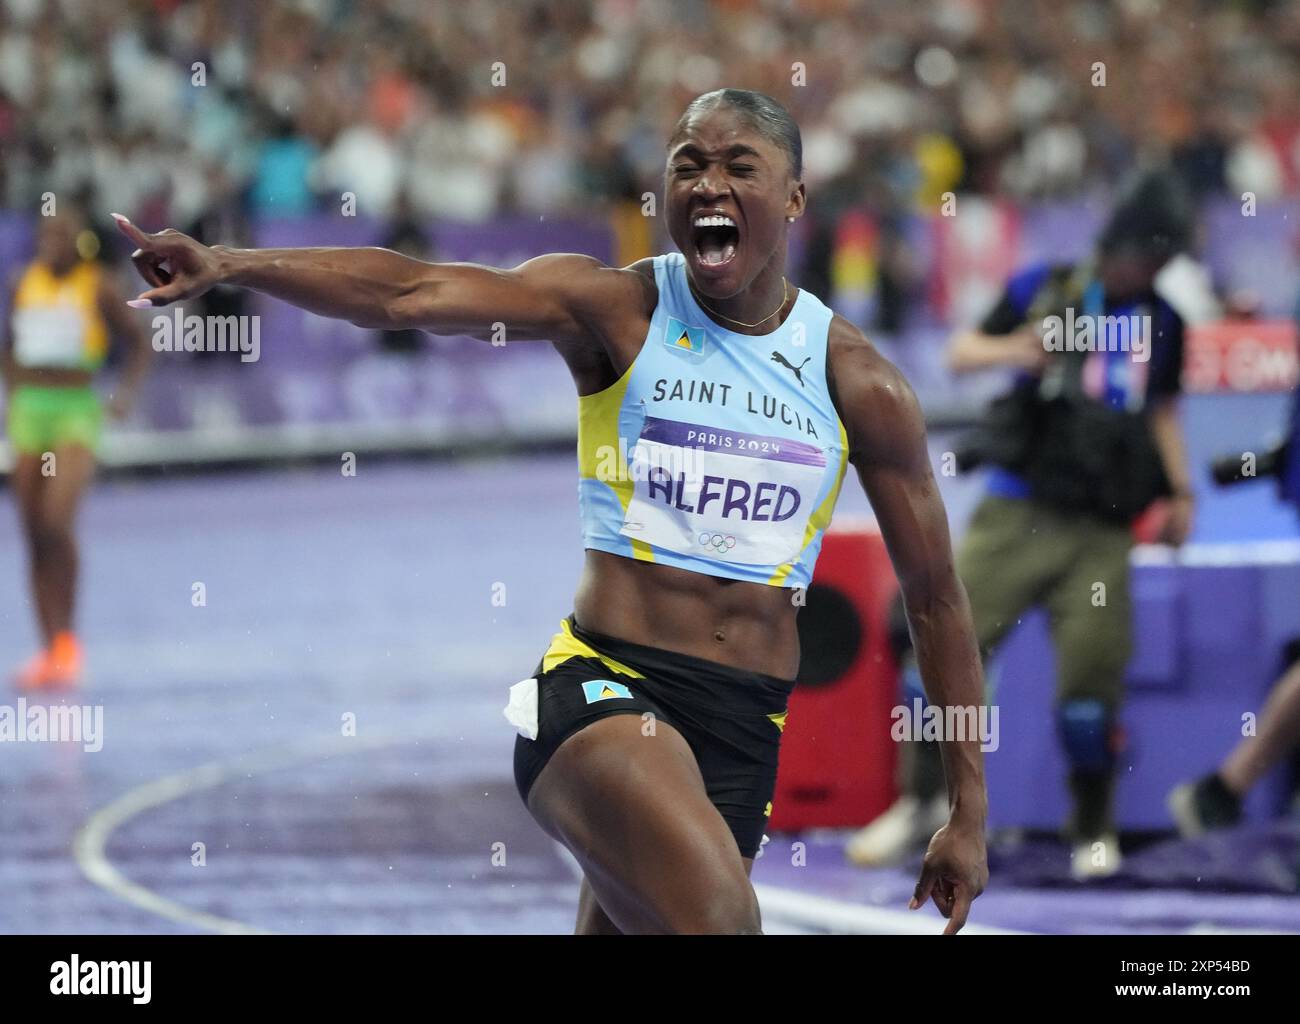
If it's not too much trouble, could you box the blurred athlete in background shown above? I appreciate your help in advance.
[109,89,989,934]
[1170,287,1300,836]
[2,205,151,688]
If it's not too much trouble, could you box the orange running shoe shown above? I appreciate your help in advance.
[14,649,54,690]
[46,632,83,688]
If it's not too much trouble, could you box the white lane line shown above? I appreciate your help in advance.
[73,732,412,935]
[754,883,1026,935]
[556,839,1019,934]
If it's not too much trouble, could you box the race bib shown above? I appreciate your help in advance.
[13,305,87,368]
[619,416,826,566]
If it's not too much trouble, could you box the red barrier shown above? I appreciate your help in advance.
[771,521,902,831]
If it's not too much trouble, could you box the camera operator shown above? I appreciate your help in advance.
[848,173,1193,878]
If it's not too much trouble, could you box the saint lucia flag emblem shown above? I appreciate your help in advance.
[664,316,706,355]
[581,679,634,704]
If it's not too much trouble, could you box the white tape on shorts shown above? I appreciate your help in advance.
[503,677,539,740]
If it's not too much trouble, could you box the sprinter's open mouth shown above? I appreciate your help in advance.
[692,213,739,267]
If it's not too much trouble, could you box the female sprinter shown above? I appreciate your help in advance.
[3,206,151,688]
[112,89,988,934]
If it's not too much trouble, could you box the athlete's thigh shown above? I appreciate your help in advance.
[575,875,623,935]
[575,855,755,935]
[528,714,757,934]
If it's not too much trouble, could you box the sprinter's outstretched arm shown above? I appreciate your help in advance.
[111,215,647,351]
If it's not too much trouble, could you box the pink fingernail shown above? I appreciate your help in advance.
[126,299,152,309]
[111,212,128,223]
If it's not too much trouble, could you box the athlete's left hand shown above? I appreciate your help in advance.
[909,817,988,935]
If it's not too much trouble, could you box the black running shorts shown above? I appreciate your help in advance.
[512,616,796,859]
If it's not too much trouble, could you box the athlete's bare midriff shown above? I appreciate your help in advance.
[560,263,806,681]
[7,365,94,388]
[573,549,801,680]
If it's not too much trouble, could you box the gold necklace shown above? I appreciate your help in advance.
[691,277,789,330]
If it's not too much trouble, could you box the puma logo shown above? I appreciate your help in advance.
[771,351,812,387]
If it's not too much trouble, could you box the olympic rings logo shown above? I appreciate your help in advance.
[698,532,737,552]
